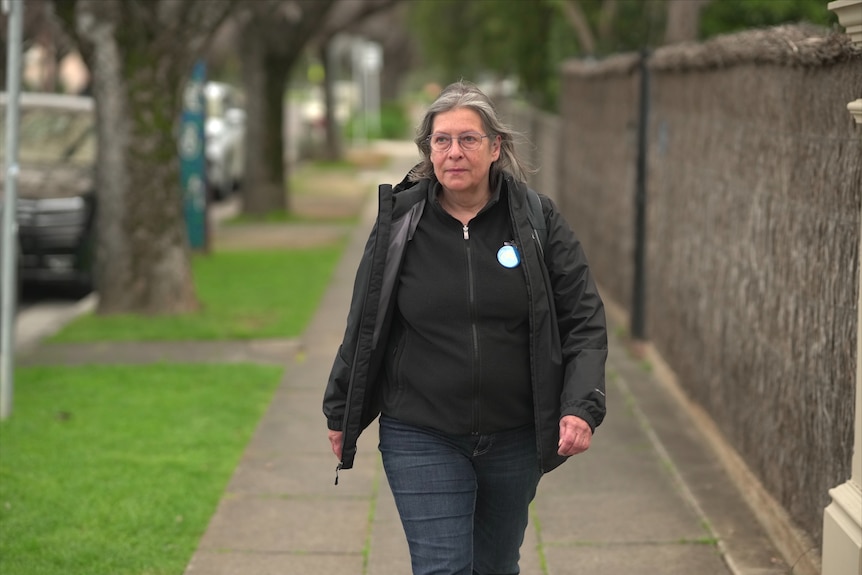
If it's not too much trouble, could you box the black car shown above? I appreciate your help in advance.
[0,92,97,293]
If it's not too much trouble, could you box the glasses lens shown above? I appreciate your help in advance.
[460,133,483,150]
[430,134,451,151]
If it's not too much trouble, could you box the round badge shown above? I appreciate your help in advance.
[497,244,521,268]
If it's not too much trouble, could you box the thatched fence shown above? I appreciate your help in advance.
[502,24,862,563]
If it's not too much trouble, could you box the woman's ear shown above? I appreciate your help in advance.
[492,135,502,161]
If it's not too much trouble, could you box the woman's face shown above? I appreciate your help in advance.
[430,107,500,196]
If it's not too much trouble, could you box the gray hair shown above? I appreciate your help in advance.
[408,80,532,183]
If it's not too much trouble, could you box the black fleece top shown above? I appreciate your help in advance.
[380,180,533,435]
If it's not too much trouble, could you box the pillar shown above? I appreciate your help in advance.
[823,3,862,573]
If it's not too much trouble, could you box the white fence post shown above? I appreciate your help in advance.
[822,3,862,573]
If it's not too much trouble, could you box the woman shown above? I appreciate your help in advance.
[323,80,607,575]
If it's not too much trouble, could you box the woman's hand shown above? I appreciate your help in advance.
[558,415,592,456]
[328,429,344,460]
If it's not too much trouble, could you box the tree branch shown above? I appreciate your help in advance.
[560,0,596,56]
[664,0,711,45]
[318,0,401,42]
[597,0,617,48]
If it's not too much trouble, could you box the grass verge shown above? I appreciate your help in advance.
[3,157,365,574]
[0,363,282,575]
[50,246,343,342]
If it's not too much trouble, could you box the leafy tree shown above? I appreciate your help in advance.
[409,0,664,109]
[409,0,517,89]
[53,0,235,314]
[699,0,835,38]
[409,0,838,111]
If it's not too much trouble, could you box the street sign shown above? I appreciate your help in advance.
[180,61,207,251]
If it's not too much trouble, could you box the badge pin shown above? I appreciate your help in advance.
[497,243,521,268]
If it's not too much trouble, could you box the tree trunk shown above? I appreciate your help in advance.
[379,33,412,103]
[235,0,336,217]
[597,0,618,53]
[68,0,233,315]
[240,29,292,216]
[320,41,343,162]
[78,3,197,314]
[238,1,338,217]
[664,0,711,45]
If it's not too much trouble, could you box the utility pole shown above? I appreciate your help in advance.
[631,49,650,341]
[1,0,23,420]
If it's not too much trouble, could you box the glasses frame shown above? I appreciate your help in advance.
[426,131,490,152]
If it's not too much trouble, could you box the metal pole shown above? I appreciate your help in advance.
[1,0,23,420]
[631,49,650,341]
[351,38,365,146]
[365,42,381,138]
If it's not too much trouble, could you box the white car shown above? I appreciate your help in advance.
[204,82,245,200]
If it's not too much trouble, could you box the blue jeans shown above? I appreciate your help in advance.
[378,415,542,575]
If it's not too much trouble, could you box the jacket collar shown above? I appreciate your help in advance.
[419,170,507,210]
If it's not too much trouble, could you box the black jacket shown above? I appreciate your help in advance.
[323,172,607,474]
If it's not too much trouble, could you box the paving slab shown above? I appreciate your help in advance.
[534,382,712,549]
[186,549,364,575]
[607,337,793,575]
[194,496,370,554]
[544,543,731,575]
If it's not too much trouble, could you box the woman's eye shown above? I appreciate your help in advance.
[462,135,478,145]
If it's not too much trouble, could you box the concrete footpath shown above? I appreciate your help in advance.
[17,141,791,575]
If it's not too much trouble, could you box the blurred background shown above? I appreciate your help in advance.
[0,0,842,304]
[1,3,860,574]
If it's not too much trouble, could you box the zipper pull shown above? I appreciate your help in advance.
[463,224,469,240]
[334,461,343,486]
[532,230,545,259]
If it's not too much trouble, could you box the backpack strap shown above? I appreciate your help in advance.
[525,186,548,259]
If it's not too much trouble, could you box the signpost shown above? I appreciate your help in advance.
[179,61,208,251]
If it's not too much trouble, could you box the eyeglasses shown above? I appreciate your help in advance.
[426,132,490,152]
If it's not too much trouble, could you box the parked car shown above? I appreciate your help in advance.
[0,92,97,293]
[204,81,245,200]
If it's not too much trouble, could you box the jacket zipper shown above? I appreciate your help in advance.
[463,224,481,435]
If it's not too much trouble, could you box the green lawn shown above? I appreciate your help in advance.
[0,363,282,575]
[51,246,343,342]
[3,237,349,573]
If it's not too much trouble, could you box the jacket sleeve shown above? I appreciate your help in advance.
[543,197,608,432]
[322,221,378,431]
